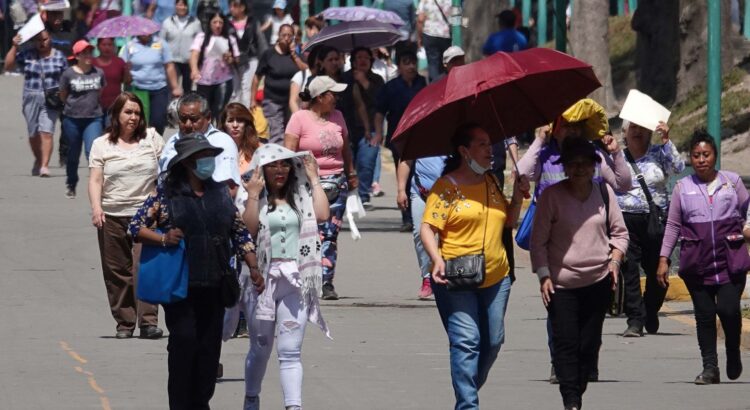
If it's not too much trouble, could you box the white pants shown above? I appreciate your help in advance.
[232,58,259,107]
[245,268,308,407]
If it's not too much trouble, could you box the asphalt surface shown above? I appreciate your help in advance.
[1,75,749,410]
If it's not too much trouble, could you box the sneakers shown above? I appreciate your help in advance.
[115,329,133,339]
[622,325,643,338]
[243,395,259,410]
[645,310,660,334]
[39,167,50,177]
[234,315,248,338]
[727,350,743,380]
[371,182,385,197]
[362,201,375,211]
[322,282,339,300]
[399,222,414,233]
[66,187,76,199]
[694,365,720,385]
[31,161,41,176]
[139,326,164,339]
[418,278,433,299]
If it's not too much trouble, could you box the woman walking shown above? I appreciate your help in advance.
[530,137,629,410]
[284,76,358,300]
[657,130,750,384]
[252,23,299,144]
[88,92,162,339]
[616,120,685,337]
[60,40,105,199]
[4,30,67,177]
[420,124,526,410]
[160,0,203,94]
[190,10,240,120]
[120,32,182,134]
[93,38,132,123]
[129,132,262,409]
[240,144,331,410]
[228,0,267,107]
[220,102,260,176]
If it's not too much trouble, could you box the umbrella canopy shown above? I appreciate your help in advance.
[391,48,602,160]
[302,20,401,53]
[321,6,406,26]
[86,15,161,39]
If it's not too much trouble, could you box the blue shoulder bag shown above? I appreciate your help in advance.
[137,229,189,305]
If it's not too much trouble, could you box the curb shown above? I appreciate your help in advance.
[663,304,750,351]
[640,275,691,302]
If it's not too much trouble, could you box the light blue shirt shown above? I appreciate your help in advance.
[267,204,300,259]
[411,156,446,196]
[120,38,173,90]
[160,124,241,185]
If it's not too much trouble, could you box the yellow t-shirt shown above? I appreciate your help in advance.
[251,106,270,142]
[422,175,510,288]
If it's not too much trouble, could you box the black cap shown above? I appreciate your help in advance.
[552,137,602,165]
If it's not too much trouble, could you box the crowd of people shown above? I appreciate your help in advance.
[4,2,750,410]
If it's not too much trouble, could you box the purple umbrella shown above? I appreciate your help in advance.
[86,15,161,39]
[302,20,401,53]
[321,6,406,26]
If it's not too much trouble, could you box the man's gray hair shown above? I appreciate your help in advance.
[178,92,211,117]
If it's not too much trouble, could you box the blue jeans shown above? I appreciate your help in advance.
[355,138,380,202]
[373,148,381,184]
[410,192,431,279]
[432,276,512,410]
[62,116,103,189]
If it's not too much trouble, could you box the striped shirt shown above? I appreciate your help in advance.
[16,49,68,93]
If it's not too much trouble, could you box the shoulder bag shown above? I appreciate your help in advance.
[443,175,488,291]
[624,149,666,240]
[39,65,63,111]
[432,0,452,39]
[137,229,189,305]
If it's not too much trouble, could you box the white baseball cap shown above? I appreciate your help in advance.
[443,46,465,65]
[307,76,348,99]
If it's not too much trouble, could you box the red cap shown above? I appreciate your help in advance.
[72,40,94,56]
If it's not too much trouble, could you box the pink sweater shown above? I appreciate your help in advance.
[530,182,629,289]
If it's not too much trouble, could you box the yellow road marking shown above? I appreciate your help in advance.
[59,340,111,410]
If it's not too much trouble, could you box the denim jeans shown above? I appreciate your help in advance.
[355,138,380,202]
[410,192,431,279]
[373,148,381,184]
[432,276,512,410]
[62,116,103,189]
[422,34,451,83]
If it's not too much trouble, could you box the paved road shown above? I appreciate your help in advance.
[1,75,749,410]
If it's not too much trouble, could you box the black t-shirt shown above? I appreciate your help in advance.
[256,48,298,104]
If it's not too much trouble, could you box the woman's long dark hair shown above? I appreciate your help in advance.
[106,92,148,143]
[265,159,301,220]
[198,10,235,69]
[442,123,483,176]
[165,161,191,199]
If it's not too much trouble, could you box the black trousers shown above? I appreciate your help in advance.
[685,276,746,368]
[163,286,224,410]
[621,212,667,328]
[174,62,193,93]
[548,278,611,407]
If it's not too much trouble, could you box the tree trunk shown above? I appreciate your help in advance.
[631,0,680,106]
[463,0,511,62]
[569,0,617,113]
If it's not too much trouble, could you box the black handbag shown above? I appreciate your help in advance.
[40,68,64,111]
[443,176,489,291]
[624,149,666,239]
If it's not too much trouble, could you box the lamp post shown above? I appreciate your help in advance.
[537,0,547,45]
[522,0,531,25]
[707,0,722,167]
[554,0,566,52]
[451,0,462,46]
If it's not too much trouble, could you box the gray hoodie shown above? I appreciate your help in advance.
[159,15,203,64]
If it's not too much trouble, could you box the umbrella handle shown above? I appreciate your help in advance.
[487,96,529,199]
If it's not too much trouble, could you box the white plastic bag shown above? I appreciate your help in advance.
[345,190,366,240]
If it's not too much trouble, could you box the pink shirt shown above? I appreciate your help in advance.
[286,110,348,176]
[530,182,629,289]
[190,33,240,86]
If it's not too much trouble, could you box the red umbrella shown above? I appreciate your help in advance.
[390,48,601,160]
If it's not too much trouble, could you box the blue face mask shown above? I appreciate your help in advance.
[192,157,215,180]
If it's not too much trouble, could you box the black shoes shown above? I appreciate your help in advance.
[727,350,743,380]
[322,282,339,300]
[645,310,660,334]
[622,325,644,338]
[399,222,414,233]
[115,329,133,339]
[139,326,164,339]
[694,366,721,385]
[564,404,581,410]
[549,366,559,384]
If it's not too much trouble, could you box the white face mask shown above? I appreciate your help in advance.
[466,155,490,175]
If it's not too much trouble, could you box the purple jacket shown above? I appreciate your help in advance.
[660,171,750,285]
